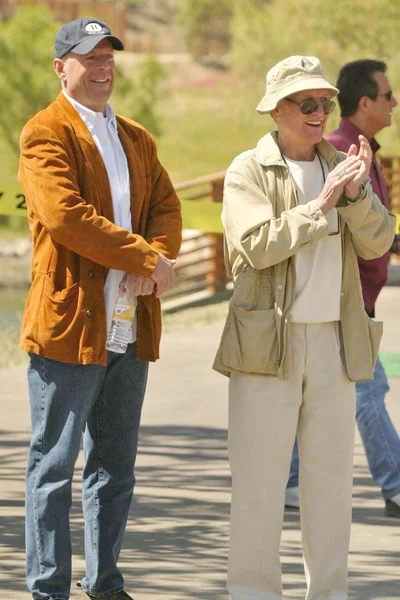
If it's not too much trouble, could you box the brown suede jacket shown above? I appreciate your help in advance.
[19,92,182,365]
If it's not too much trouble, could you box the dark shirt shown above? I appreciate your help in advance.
[326,119,390,314]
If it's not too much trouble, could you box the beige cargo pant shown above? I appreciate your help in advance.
[227,322,356,600]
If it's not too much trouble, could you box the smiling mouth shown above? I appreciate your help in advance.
[305,120,323,127]
[91,78,109,83]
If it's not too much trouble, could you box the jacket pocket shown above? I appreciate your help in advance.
[367,317,383,370]
[43,277,79,305]
[219,304,278,374]
[42,274,80,340]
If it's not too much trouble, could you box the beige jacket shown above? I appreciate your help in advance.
[213,132,396,381]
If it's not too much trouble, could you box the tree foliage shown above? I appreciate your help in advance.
[230,0,400,80]
[116,56,166,137]
[178,0,233,59]
[179,0,400,85]
[0,5,166,156]
[0,6,60,154]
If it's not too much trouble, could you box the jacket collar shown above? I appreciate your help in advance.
[334,118,380,154]
[61,90,118,133]
[57,91,97,141]
[256,130,339,168]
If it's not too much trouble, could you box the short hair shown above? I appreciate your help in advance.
[336,59,387,117]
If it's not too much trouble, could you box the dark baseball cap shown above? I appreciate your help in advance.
[55,17,124,58]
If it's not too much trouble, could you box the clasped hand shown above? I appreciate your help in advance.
[119,273,155,298]
[120,252,176,299]
[316,134,372,215]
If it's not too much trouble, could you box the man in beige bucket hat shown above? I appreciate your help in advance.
[256,55,338,113]
[213,55,395,599]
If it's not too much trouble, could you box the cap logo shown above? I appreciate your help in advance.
[85,23,103,34]
[301,58,312,69]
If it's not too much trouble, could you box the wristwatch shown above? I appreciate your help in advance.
[344,183,365,203]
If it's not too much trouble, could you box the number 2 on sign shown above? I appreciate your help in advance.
[15,194,27,209]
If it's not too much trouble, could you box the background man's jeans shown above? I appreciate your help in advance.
[287,358,400,500]
[26,345,148,600]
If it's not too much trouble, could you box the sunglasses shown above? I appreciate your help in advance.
[285,96,336,115]
[376,90,393,101]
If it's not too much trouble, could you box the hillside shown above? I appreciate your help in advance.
[126,0,187,53]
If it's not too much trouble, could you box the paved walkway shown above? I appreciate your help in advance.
[0,287,399,599]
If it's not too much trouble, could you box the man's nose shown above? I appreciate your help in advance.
[313,103,325,115]
[95,56,109,67]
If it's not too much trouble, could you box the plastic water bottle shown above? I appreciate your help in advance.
[106,290,137,354]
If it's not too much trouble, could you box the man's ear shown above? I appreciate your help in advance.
[271,106,280,123]
[53,58,66,82]
[358,95,371,113]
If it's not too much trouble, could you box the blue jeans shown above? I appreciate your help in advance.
[287,358,400,499]
[26,345,148,600]
[287,439,299,489]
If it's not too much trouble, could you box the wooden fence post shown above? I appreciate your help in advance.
[205,178,226,293]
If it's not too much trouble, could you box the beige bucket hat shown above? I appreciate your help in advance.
[256,55,339,114]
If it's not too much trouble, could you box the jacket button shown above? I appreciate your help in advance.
[86,309,92,317]
[340,291,344,296]
[313,214,320,221]
[278,284,283,290]
[88,270,93,279]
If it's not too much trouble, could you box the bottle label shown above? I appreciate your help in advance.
[112,303,135,322]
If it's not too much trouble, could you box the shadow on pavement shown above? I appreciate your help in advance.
[0,428,399,599]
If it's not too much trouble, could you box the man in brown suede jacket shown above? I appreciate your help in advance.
[19,17,181,600]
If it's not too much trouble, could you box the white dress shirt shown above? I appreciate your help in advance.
[63,91,136,343]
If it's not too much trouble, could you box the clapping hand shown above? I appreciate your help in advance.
[316,154,362,214]
[316,134,373,214]
[344,135,372,199]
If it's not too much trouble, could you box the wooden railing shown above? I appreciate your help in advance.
[161,171,227,305]
[381,155,400,263]
[380,156,400,215]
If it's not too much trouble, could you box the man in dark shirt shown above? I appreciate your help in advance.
[286,59,400,518]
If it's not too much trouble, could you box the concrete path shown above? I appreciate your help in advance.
[0,287,399,599]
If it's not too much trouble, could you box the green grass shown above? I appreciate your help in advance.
[379,352,400,378]
[180,199,222,233]
[155,77,271,183]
